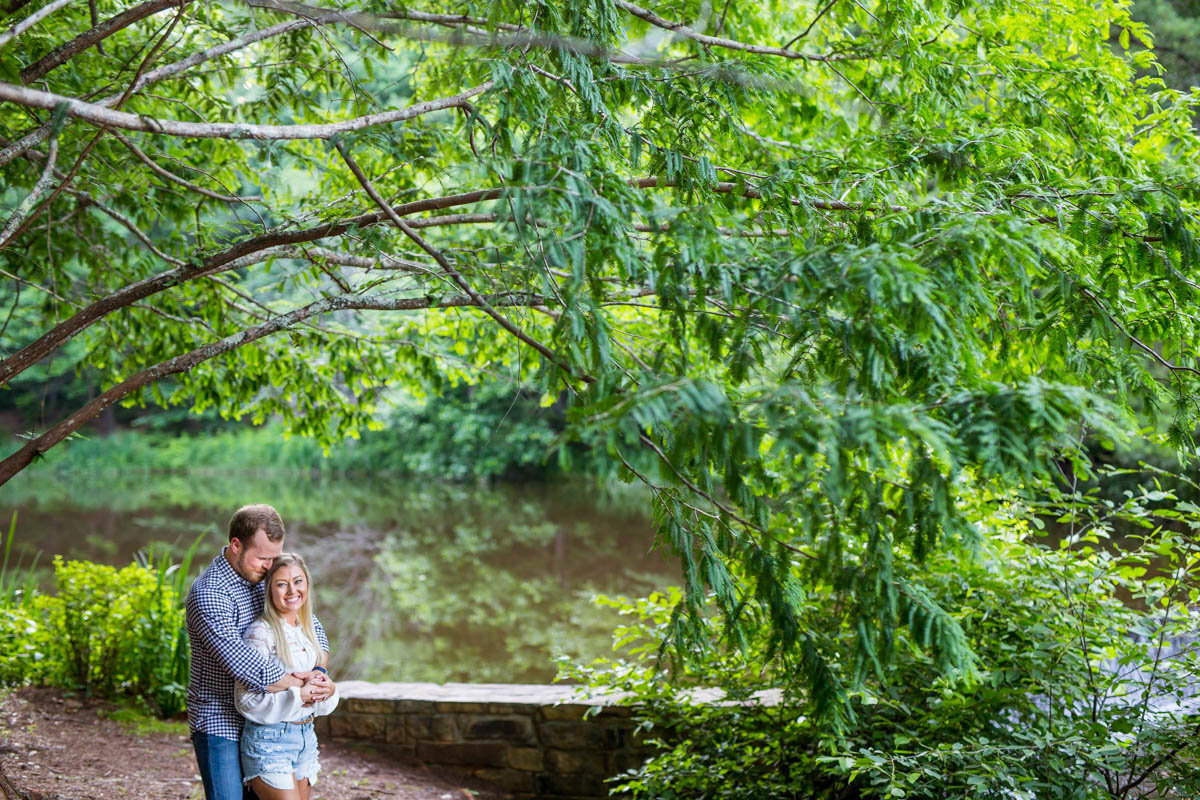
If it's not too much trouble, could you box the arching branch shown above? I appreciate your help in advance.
[0,0,76,49]
[0,288,547,485]
[615,0,864,62]
[0,80,493,139]
[19,0,186,83]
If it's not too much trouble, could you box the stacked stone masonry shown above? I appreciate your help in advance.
[315,681,655,798]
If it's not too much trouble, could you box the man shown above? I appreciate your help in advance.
[186,504,333,800]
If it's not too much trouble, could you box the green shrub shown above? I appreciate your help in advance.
[0,601,50,686]
[0,515,47,685]
[0,514,195,718]
[42,551,192,717]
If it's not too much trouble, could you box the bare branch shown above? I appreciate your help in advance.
[109,131,264,203]
[0,80,494,139]
[333,138,590,384]
[20,0,185,83]
[616,0,862,62]
[0,288,546,486]
[0,0,76,49]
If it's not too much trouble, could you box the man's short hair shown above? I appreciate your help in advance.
[228,504,285,544]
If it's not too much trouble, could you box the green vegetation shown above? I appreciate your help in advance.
[0,520,195,718]
[16,382,590,482]
[4,0,1200,789]
[569,485,1200,798]
[96,705,191,737]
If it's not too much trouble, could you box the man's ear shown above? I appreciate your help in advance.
[229,537,241,556]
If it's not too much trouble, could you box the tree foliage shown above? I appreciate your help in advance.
[3,0,1200,709]
[566,485,1200,798]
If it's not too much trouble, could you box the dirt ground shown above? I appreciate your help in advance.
[0,688,503,800]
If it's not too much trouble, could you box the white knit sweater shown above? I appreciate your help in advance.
[233,619,339,724]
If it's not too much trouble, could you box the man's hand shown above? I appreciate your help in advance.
[265,673,303,693]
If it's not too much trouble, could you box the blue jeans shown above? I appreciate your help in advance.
[191,732,258,800]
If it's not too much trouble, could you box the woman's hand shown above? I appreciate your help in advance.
[298,673,333,705]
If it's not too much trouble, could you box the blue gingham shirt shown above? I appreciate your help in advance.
[185,548,328,739]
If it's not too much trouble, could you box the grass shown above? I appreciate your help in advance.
[96,704,190,737]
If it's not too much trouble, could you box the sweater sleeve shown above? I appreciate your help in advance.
[311,682,340,717]
[233,623,307,724]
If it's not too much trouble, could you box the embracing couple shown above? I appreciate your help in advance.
[185,504,341,800]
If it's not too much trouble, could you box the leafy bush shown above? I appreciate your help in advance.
[568,487,1200,799]
[0,518,196,718]
[0,601,50,686]
[44,553,192,716]
[0,515,48,685]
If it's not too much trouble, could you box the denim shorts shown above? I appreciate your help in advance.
[240,719,320,790]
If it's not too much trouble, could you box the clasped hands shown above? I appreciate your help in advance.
[279,670,334,706]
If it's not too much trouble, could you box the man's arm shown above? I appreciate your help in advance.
[313,615,329,669]
[186,587,291,693]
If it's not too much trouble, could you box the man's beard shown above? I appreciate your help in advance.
[235,552,266,583]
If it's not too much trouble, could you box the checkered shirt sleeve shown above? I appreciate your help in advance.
[187,581,287,691]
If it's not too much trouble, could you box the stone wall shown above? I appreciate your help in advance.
[315,681,652,798]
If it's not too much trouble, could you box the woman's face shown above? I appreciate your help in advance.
[269,563,307,619]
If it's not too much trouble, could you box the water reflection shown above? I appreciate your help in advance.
[0,471,673,683]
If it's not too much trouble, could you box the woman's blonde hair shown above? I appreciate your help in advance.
[259,552,321,669]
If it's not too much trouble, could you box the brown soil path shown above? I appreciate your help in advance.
[0,688,504,800]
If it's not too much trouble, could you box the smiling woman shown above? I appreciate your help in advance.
[235,553,339,800]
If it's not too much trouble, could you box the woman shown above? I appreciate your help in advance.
[235,553,339,800]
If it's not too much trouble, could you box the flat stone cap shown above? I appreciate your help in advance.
[337,681,620,705]
[337,681,781,707]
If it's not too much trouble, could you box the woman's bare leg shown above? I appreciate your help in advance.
[296,777,311,800]
[248,777,302,800]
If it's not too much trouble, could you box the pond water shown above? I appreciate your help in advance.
[0,469,676,684]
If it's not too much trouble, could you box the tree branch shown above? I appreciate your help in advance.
[0,288,545,485]
[782,0,839,50]
[19,0,185,83]
[0,79,493,139]
[0,189,505,386]
[0,166,897,388]
[0,119,62,250]
[333,138,590,384]
[109,131,263,203]
[1078,285,1200,378]
[616,0,861,62]
[0,0,76,49]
